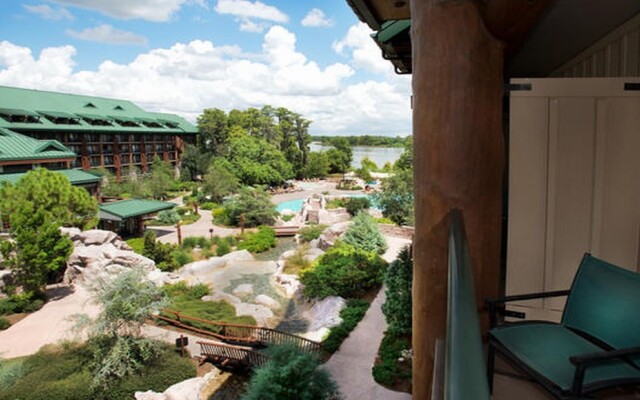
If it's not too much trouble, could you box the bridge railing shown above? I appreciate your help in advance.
[197,340,269,368]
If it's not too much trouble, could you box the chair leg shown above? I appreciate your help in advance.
[487,342,496,394]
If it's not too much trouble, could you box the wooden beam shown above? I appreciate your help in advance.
[411,0,504,397]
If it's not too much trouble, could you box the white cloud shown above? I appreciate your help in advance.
[0,27,411,136]
[50,0,200,22]
[239,19,269,33]
[333,23,391,75]
[66,25,148,45]
[214,0,288,23]
[301,8,334,28]
[23,4,74,20]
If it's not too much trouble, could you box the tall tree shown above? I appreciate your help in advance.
[179,144,212,181]
[148,155,175,200]
[197,108,229,155]
[226,130,293,186]
[202,158,240,202]
[0,169,98,293]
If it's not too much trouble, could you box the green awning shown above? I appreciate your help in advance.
[99,199,175,220]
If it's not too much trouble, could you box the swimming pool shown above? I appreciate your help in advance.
[275,195,379,213]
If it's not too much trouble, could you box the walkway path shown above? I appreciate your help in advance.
[148,209,242,245]
[324,236,413,400]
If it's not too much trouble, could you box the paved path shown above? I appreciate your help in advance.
[324,236,413,400]
[0,285,99,359]
[148,209,242,245]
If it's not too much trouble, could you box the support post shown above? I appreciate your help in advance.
[410,1,504,398]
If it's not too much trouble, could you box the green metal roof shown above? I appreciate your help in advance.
[0,168,101,186]
[99,199,175,219]
[372,19,411,43]
[0,86,197,134]
[0,128,76,162]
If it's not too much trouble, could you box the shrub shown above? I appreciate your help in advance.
[142,231,178,270]
[345,196,370,216]
[223,187,277,227]
[280,214,294,222]
[376,217,394,224]
[156,209,180,225]
[298,224,327,243]
[171,250,193,268]
[325,198,347,209]
[238,227,276,253]
[0,317,10,330]
[372,333,412,387]
[162,299,256,333]
[0,292,45,316]
[342,212,387,255]
[322,299,370,354]
[300,242,387,299]
[199,202,219,210]
[216,241,231,256]
[125,237,144,254]
[283,244,312,275]
[242,343,340,400]
[212,207,229,225]
[181,236,211,250]
[382,247,413,336]
[162,281,210,300]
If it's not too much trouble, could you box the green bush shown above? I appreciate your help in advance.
[376,217,394,225]
[212,207,229,225]
[382,247,413,336]
[281,214,294,222]
[199,202,219,210]
[300,242,387,299]
[345,196,370,216]
[342,212,387,255]
[142,231,178,270]
[298,224,327,243]
[242,343,340,400]
[216,241,231,256]
[283,244,312,275]
[162,299,256,333]
[163,281,210,301]
[238,226,276,253]
[156,209,180,225]
[372,332,412,387]
[0,342,195,400]
[181,236,211,250]
[223,187,277,227]
[0,292,45,316]
[0,317,10,330]
[171,250,193,268]
[322,299,370,354]
[325,198,347,209]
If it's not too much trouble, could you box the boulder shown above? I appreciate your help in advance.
[221,250,254,262]
[232,284,254,297]
[255,294,280,310]
[59,227,82,241]
[135,370,220,400]
[304,296,347,332]
[273,272,302,298]
[318,221,352,250]
[178,257,227,277]
[78,229,118,246]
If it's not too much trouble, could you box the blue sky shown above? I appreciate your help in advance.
[0,0,411,136]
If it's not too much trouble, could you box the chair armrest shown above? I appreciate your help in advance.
[569,346,640,366]
[486,290,570,328]
[569,346,640,397]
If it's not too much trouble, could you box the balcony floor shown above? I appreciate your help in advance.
[492,356,640,400]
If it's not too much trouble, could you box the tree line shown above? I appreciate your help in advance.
[312,135,410,148]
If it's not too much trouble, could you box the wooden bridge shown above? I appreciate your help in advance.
[272,225,300,237]
[158,309,321,353]
[197,340,269,371]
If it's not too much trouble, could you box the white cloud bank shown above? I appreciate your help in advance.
[0,25,411,136]
[50,0,204,22]
[301,8,334,28]
[67,25,148,45]
[23,4,74,20]
[333,23,390,74]
[214,0,288,33]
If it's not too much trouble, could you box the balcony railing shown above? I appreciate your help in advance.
[434,210,491,400]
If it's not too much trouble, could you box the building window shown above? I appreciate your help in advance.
[90,156,101,167]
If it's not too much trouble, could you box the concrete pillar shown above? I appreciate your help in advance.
[410,1,504,398]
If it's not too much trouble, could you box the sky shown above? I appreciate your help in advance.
[0,0,411,136]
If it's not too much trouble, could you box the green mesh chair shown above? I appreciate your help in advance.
[487,253,640,399]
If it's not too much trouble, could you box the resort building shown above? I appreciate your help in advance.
[0,85,197,178]
[346,1,640,399]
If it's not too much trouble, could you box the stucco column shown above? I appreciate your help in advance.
[410,1,504,398]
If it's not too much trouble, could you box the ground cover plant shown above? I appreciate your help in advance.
[237,226,276,253]
[0,341,195,400]
[298,224,327,243]
[321,299,370,355]
[283,244,312,275]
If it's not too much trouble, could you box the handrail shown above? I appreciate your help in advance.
[158,309,322,354]
[445,210,491,400]
[197,340,269,368]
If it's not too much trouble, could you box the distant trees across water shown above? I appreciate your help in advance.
[311,135,410,148]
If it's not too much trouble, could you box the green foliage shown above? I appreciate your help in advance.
[226,131,293,186]
[283,244,312,275]
[302,151,330,179]
[372,333,412,387]
[162,299,256,333]
[344,197,371,216]
[0,168,98,230]
[156,209,180,225]
[216,240,231,256]
[0,342,195,400]
[313,135,409,148]
[0,317,10,330]
[281,214,294,222]
[300,242,387,299]
[163,281,211,300]
[148,156,176,200]
[322,299,370,354]
[238,226,276,253]
[170,250,193,268]
[335,180,361,190]
[179,144,212,181]
[326,142,351,174]
[197,108,230,156]
[180,236,211,250]
[373,168,414,226]
[242,343,340,400]
[199,201,219,210]
[342,212,387,255]
[142,230,178,271]
[224,187,278,227]
[0,292,45,315]
[325,198,347,209]
[376,217,394,224]
[298,224,327,243]
[360,157,379,172]
[202,158,240,202]
[382,247,413,336]
[125,237,144,254]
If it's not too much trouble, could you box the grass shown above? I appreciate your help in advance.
[126,237,144,254]
[322,299,370,356]
[0,342,195,400]
[283,244,312,275]
[372,332,412,392]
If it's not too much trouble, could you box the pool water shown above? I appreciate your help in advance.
[275,194,379,213]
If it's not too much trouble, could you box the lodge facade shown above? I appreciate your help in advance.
[0,85,197,178]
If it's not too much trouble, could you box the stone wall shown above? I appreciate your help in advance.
[379,224,414,240]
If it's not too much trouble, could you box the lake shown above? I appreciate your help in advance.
[309,142,404,169]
